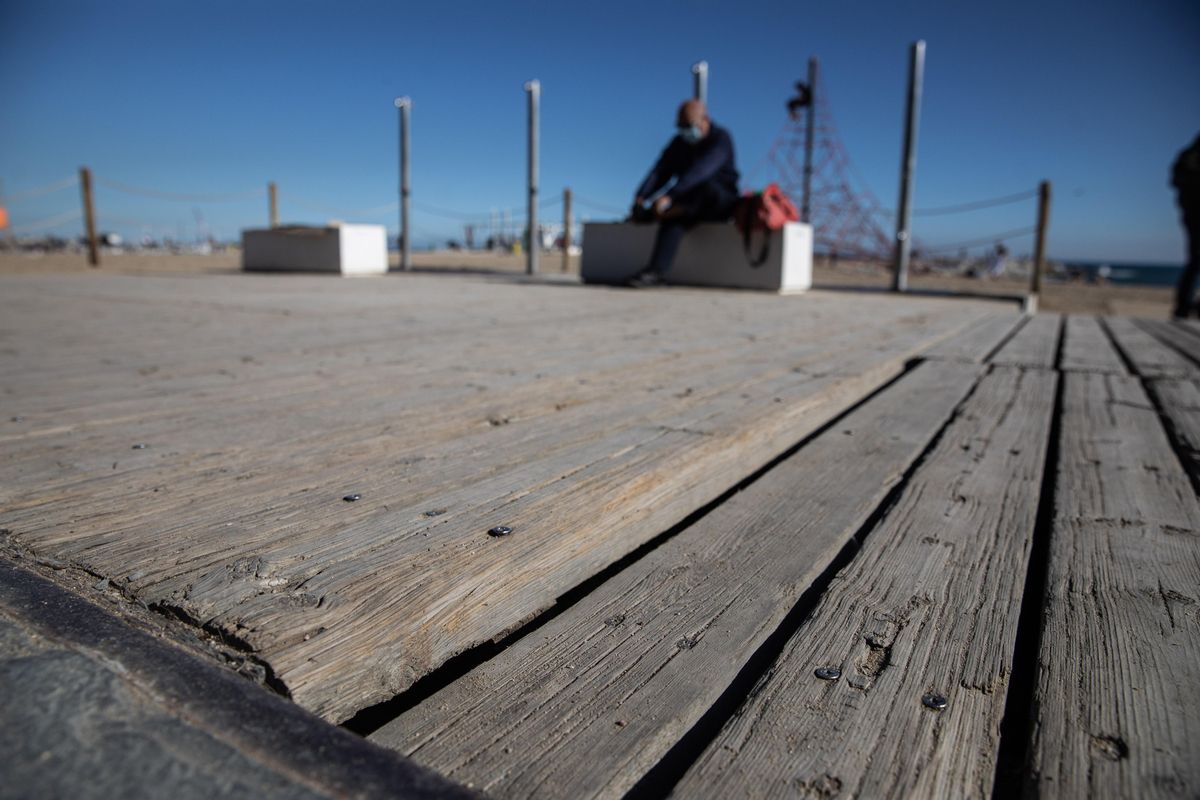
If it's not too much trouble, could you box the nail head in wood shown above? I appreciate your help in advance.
[922,692,947,710]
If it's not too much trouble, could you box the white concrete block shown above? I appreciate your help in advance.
[242,224,388,275]
[581,221,812,293]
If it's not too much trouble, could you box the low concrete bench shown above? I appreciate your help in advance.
[581,221,812,293]
[242,224,388,275]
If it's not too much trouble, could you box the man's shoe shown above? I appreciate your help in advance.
[626,268,666,288]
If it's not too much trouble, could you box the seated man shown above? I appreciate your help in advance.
[627,99,740,286]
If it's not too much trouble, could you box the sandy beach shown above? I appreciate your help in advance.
[0,248,1177,318]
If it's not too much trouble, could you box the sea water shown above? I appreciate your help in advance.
[1062,262,1184,287]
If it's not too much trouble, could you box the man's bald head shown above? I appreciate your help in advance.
[677,99,709,130]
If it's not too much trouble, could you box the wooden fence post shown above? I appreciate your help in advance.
[1031,180,1051,304]
[562,187,572,272]
[79,167,99,267]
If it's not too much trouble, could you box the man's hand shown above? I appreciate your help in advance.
[653,195,673,217]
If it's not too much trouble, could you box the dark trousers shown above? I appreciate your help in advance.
[1175,204,1200,317]
[647,181,739,274]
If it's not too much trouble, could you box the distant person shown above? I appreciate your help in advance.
[626,99,739,287]
[987,242,1009,277]
[1172,133,1200,318]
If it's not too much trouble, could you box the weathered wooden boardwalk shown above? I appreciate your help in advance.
[1,271,1197,798]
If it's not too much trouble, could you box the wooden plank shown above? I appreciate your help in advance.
[1103,316,1197,379]
[1029,372,1200,797]
[989,313,1060,369]
[676,366,1058,798]
[921,313,1023,363]
[1060,315,1128,374]
[369,359,982,798]
[1144,376,1200,487]
[0,273,1001,722]
[1136,318,1200,367]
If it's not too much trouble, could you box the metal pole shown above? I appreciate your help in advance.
[801,56,818,224]
[525,79,540,275]
[268,181,278,228]
[394,96,412,271]
[79,167,99,267]
[562,187,572,273]
[1031,180,1051,299]
[692,61,708,103]
[891,40,925,292]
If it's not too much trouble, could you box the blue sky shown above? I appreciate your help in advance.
[2,0,1197,263]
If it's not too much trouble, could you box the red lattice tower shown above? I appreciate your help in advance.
[766,77,893,261]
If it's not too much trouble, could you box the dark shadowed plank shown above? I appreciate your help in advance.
[1029,373,1200,798]
[1145,377,1200,483]
[1136,318,1200,367]
[369,360,981,799]
[1103,317,1196,379]
[676,366,1057,799]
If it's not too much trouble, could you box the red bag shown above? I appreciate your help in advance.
[734,183,800,267]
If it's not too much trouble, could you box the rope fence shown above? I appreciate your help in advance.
[876,188,1038,218]
[8,209,82,234]
[920,225,1038,256]
[94,178,263,203]
[2,169,1048,280]
[3,176,78,203]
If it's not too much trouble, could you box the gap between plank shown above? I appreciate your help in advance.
[1136,319,1200,369]
[990,314,1067,798]
[982,313,1033,364]
[621,366,991,800]
[1102,319,1200,500]
[342,357,932,737]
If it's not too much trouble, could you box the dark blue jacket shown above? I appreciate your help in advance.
[636,123,739,201]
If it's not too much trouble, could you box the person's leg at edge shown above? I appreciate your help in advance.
[632,182,738,285]
[1178,206,1200,317]
[647,220,689,274]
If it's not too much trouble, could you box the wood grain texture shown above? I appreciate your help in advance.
[1135,318,1200,367]
[1029,372,1200,798]
[921,313,1023,363]
[990,313,1061,369]
[1145,377,1200,483]
[0,273,1002,721]
[369,360,981,798]
[1060,316,1128,374]
[675,366,1058,799]
[1103,317,1196,379]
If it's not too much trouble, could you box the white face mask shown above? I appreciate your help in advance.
[679,125,703,144]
